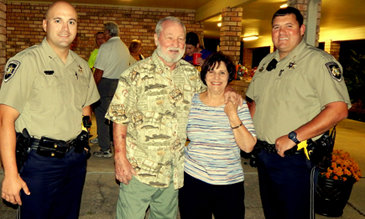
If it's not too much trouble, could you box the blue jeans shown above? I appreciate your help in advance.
[19,147,87,219]
[257,150,317,219]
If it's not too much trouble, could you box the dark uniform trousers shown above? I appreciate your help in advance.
[94,78,119,151]
[257,150,317,219]
[19,147,87,219]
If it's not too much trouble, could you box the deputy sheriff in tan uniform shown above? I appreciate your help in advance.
[246,7,351,219]
[0,2,99,219]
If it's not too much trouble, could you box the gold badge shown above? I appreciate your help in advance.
[288,62,296,69]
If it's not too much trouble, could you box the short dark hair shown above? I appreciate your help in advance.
[96,31,104,35]
[272,7,304,27]
[200,52,236,86]
[129,39,141,54]
[186,32,199,47]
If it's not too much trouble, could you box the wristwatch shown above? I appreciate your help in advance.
[288,131,300,144]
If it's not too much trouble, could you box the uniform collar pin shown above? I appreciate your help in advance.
[259,65,265,72]
[77,65,83,73]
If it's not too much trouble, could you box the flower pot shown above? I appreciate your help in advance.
[315,177,355,217]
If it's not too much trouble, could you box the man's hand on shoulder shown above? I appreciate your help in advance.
[224,86,243,106]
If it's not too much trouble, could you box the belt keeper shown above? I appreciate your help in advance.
[231,122,243,129]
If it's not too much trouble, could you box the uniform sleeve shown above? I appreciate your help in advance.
[105,69,136,124]
[246,58,265,100]
[94,46,107,71]
[0,56,36,113]
[238,99,256,137]
[309,55,351,109]
[83,67,100,107]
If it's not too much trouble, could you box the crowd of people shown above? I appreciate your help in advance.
[0,1,351,219]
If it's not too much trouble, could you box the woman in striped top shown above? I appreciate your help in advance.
[179,52,257,219]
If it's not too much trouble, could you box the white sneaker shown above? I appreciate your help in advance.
[93,149,112,158]
[90,137,98,144]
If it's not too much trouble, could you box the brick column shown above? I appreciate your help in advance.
[0,0,5,85]
[242,48,252,71]
[219,7,242,65]
[289,0,321,47]
[324,39,340,61]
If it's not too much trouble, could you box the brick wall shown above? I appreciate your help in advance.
[242,48,252,71]
[0,0,5,84]
[219,7,242,65]
[6,2,204,61]
[324,39,340,60]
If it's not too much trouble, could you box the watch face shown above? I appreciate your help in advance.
[289,131,299,143]
[289,132,295,139]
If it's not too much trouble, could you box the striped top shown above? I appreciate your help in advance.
[185,93,256,185]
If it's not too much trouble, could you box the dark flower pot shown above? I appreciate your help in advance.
[315,177,355,217]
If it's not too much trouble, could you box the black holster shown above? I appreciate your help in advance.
[16,129,31,172]
[75,130,91,159]
[307,127,336,172]
[249,145,261,168]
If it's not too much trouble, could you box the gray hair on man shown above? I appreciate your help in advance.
[155,16,186,37]
[104,21,119,37]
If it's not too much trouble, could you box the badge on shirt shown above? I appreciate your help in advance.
[4,60,21,83]
[77,65,83,73]
[325,62,342,82]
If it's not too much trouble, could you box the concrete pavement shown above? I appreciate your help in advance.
[1,118,364,218]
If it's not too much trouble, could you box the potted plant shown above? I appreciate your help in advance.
[315,150,362,217]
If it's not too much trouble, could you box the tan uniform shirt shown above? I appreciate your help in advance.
[0,38,100,141]
[106,51,206,189]
[246,40,351,144]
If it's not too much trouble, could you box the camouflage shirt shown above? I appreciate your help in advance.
[105,51,205,189]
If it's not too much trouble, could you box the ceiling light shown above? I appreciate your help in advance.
[242,35,259,41]
[280,4,288,8]
[217,22,222,27]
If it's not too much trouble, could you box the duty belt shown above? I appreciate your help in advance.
[30,137,77,158]
[256,140,304,155]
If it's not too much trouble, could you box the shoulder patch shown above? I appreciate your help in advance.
[325,62,342,82]
[4,60,21,83]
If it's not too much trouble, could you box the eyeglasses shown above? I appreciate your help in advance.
[266,59,278,71]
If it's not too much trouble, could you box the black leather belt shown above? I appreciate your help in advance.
[256,140,304,155]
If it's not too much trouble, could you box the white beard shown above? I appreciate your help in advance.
[156,41,185,63]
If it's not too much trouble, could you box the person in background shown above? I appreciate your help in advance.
[184,32,212,66]
[128,39,144,66]
[88,31,106,145]
[179,52,257,219]
[246,7,351,219]
[93,21,130,158]
[88,31,106,73]
[0,1,99,218]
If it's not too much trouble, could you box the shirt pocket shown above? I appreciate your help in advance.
[30,74,67,108]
